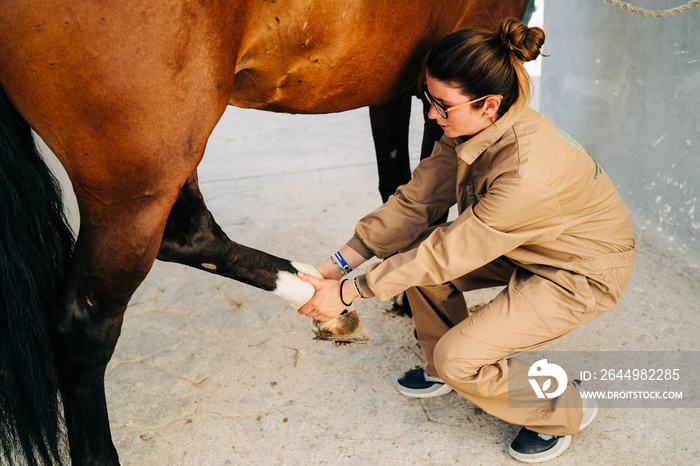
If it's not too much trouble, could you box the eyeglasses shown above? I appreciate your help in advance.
[423,86,500,119]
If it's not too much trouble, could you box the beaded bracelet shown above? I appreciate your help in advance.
[352,275,366,299]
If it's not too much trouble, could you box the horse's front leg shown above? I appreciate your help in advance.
[368,92,444,202]
[53,185,187,465]
[157,171,369,342]
[419,91,445,162]
[369,94,413,202]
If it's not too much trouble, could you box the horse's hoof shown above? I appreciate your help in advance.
[311,306,369,347]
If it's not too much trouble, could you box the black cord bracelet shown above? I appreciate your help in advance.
[339,279,353,307]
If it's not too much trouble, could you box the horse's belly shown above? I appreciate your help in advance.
[227,2,433,114]
[228,57,400,114]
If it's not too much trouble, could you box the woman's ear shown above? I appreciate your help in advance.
[484,95,502,118]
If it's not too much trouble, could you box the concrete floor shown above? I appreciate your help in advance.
[57,103,698,465]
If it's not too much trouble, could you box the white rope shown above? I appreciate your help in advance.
[603,0,700,17]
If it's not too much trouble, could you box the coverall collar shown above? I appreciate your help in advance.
[453,99,526,165]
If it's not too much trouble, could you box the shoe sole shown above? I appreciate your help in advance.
[394,380,453,398]
[577,384,599,431]
[579,402,598,431]
[508,435,572,463]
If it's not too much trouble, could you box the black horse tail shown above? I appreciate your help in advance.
[0,87,74,465]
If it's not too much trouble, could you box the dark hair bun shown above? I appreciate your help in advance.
[499,17,545,62]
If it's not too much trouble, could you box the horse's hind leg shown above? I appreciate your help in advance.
[157,171,370,343]
[157,170,317,310]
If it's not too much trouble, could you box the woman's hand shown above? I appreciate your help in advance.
[297,272,354,321]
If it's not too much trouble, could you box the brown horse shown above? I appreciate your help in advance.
[0,1,528,464]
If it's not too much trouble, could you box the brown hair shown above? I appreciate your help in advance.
[425,18,545,117]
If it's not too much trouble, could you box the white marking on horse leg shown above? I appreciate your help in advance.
[272,262,322,310]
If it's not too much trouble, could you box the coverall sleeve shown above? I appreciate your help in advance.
[364,177,564,301]
[351,139,459,259]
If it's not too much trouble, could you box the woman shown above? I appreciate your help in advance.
[298,18,635,463]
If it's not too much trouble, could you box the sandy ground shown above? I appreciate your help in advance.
[60,102,698,466]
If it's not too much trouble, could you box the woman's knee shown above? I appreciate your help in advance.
[433,330,483,384]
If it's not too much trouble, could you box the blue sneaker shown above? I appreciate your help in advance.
[508,380,598,463]
[508,428,571,463]
[395,368,452,398]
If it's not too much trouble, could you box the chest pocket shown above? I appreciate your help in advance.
[458,182,486,214]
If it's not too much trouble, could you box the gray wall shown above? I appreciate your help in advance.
[540,1,699,266]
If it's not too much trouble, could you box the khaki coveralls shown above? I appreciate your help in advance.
[349,101,636,436]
